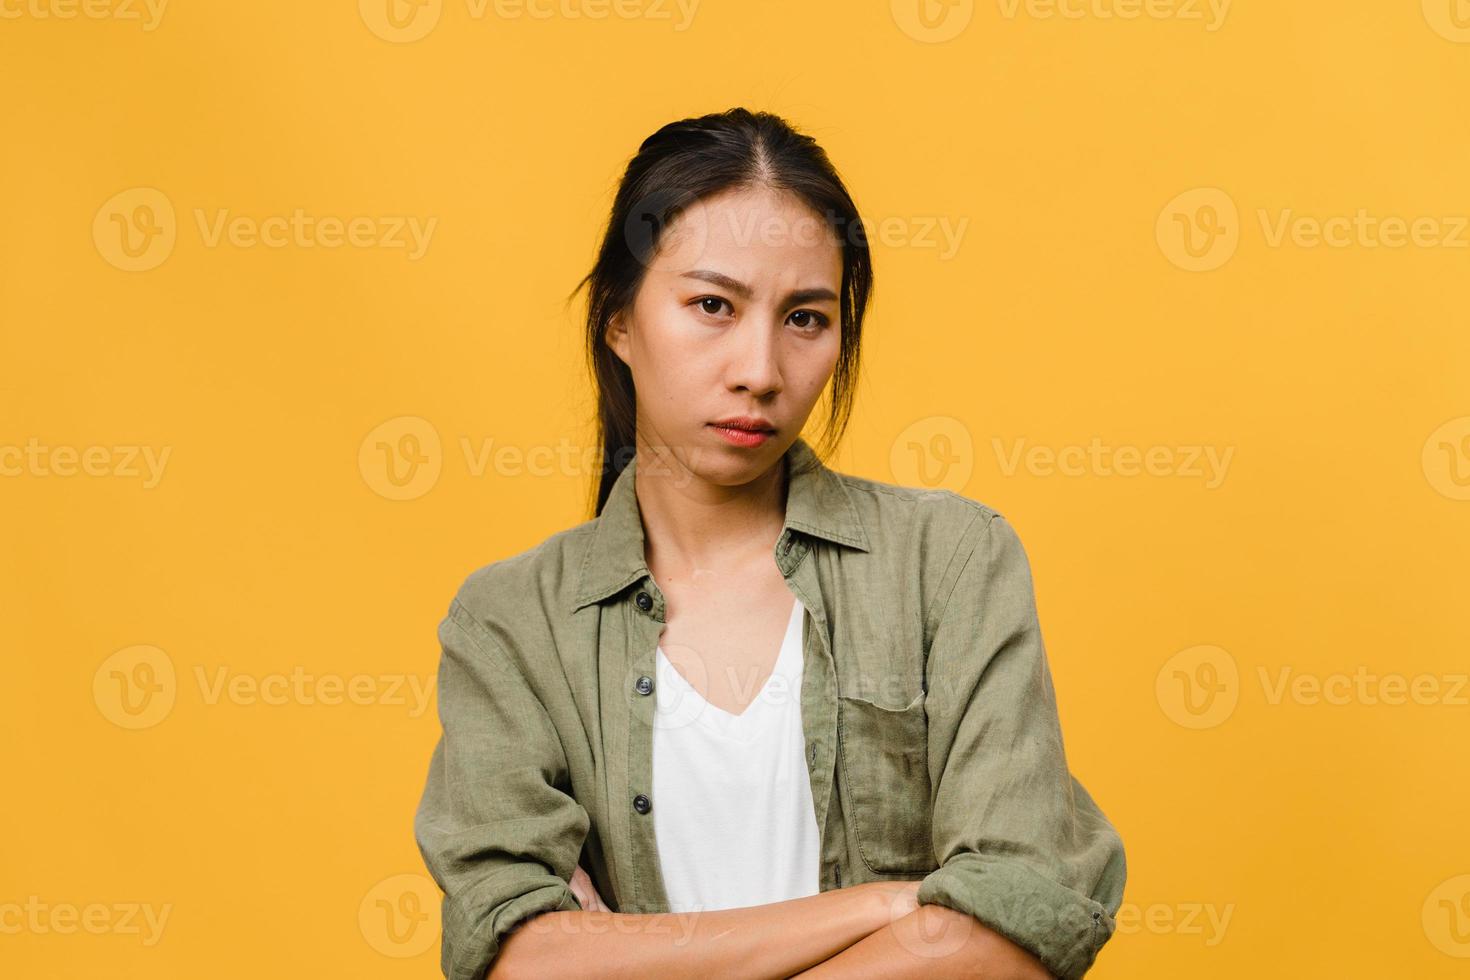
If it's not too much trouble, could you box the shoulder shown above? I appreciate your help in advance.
[824,468,1036,616]
[829,467,1009,551]
[445,518,597,632]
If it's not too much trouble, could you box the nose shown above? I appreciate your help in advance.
[724,315,783,397]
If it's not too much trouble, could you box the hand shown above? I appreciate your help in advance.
[569,862,609,911]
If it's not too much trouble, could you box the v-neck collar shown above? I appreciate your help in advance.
[654,596,804,732]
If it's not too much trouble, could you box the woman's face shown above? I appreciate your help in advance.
[606,184,844,485]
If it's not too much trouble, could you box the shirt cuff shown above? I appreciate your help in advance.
[916,851,1116,980]
[444,872,582,980]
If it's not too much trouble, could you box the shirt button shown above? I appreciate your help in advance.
[633,794,651,814]
[781,536,793,555]
[635,591,653,611]
[635,675,654,696]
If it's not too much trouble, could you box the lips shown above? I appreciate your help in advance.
[709,417,776,433]
[708,421,776,447]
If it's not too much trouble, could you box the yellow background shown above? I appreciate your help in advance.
[4,0,1469,976]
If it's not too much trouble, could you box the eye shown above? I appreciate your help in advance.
[789,310,830,331]
[693,296,733,318]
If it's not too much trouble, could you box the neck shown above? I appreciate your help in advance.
[632,437,788,583]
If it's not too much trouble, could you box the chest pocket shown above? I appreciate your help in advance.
[836,689,935,875]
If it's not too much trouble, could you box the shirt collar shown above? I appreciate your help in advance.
[571,435,870,612]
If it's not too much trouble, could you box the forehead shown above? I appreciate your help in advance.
[651,186,844,286]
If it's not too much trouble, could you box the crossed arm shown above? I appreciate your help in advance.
[484,870,1052,980]
[791,901,1054,980]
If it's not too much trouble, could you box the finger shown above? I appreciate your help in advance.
[570,866,608,911]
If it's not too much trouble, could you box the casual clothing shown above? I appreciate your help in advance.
[414,435,1127,980]
[652,596,821,913]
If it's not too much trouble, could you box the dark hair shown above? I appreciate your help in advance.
[568,107,874,517]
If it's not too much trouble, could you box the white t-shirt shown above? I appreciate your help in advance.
[651,596,821,913]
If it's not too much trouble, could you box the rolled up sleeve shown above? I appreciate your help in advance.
[918,511,1127,980]
[414,597,588,980]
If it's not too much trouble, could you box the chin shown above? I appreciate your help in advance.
[687,431,783,475]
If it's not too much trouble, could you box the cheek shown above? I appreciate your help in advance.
[637,322,695,382]
[786,351,837,403]
[628,298,684,366]
[640,290,699,347]
[633,315,707,401]
[801,332,842,389]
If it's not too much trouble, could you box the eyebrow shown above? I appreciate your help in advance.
[680,269,839,306]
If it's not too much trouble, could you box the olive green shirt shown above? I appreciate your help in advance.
[414,435,1126,980]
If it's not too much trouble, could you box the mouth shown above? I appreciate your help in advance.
[708,420,777,447]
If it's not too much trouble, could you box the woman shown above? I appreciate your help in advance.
[414,107,1126,980]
